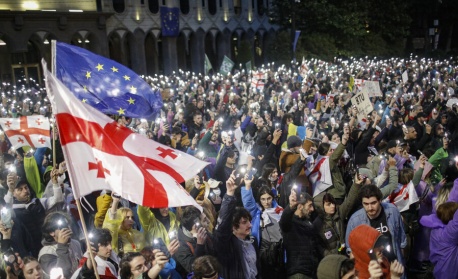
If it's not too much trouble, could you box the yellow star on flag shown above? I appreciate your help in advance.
[96,63,104,71]
[111,66,118,72]
[127,97,135,105]
[83,85,88,92]
[130,86,137,93]
[85,71,91,79]
[123,75,130,81]
[82,99,88,103]
[117,108,126,115]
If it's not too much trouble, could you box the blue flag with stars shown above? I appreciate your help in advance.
[55,41,163,120]
[160,6,180,37]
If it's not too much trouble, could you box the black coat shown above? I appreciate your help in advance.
[215,195,262,279]
[280,205,323,277]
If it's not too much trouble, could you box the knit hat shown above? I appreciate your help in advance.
[287,136,303,149]
[348,224,382,279]
[317,255,349,279]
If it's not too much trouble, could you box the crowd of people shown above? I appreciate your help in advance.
[1,55,458,279]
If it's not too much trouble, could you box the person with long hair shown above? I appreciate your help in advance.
[187,256,223,279]
[103,193,146,254]
[242,176,285,279]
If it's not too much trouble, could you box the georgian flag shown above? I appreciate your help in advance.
[0,115,51,150]
[384,181,419,212]
[305,155,333,197]
[44,61,207,209]
[300,56,308,77]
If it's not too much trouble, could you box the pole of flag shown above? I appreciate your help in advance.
[50,40,100,279]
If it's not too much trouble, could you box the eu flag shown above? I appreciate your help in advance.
[55,41,163,120]
[160,7,180,37]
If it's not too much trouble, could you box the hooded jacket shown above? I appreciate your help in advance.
[317,255,349,279]
[420,178,458,279]
[345,202,406,271]
[348,224,391,279]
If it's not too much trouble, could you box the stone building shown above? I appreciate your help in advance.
[0,0,278,85]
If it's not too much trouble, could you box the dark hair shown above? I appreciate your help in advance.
[340,258,355,277]
[359,184,383,201]
[399,168,414,185]
[191,255,221,279]
[181,206,202,231]
[322,193,336,207]
[297,192,313,205]
[119,252,143,279]
[317,142,331,156]
[232,207,252,229]
[42,212,71,242]
[437,202,458,225]
[257,186,274,205]
[91,228,112,248]
[22,256,39,266]
[261,163,277,181]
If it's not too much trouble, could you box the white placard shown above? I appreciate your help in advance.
[361,81,382,97]
[402,70,408,84]
[351,91,374,116]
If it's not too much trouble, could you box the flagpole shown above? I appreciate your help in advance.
[51,40,57,169]
[49,43,100,279]
[76,197,101,279]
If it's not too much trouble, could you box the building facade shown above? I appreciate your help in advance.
[0,0,278,85]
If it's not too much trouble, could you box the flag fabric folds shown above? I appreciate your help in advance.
[0,115,51,150]
[385,182,419,212]
[55,41,163,120]
[44,61,206,209]
[160,7,180,37]
[305,156,333,197]
[220,55,234,76]
[204,54,213,74]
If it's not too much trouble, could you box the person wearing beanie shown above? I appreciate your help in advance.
[348,224,405,279]
[345,185,406,278]
[317,255,356,279]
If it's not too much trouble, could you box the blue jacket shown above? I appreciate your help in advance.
[241,186,280,245]
[345,202,407,266]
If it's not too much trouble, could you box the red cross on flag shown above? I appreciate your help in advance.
[384,181,419,212]
[43,62,208,209]
[0,115,51,150]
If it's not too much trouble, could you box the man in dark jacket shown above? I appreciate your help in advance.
[215,173,261,279]
[173,206,215,276]
[280,190,322,279]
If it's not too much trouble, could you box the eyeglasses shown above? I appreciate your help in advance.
[131,264,147,272]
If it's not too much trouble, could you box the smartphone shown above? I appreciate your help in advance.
[3,249,18,275]
[330,117,336,126]
[247,168,256,180]
[168,230,177,242]
[1,207,13,229]
[299,148,308,158]
[88,233,99,253]
[50,267,64,279]
[153,238,171,258]
[198,171,204,184]
[368,249,378,261]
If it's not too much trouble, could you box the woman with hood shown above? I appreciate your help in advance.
[103,193,146,254]
[420,178,458,279]
[348,224,405,279]
[241,171,288,279]
[313,173,364,256]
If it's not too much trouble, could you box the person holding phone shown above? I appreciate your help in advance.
[102,193,146,254]
[70,228,119,279]
[348,224,404,279]
[119,250,170,279]
[241,172,285,279]
[39,212,83,279]
[313,173,365,256]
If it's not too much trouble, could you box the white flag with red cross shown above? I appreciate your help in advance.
[0,115,51,150]
[43,62,207,209]
[384,181,419,212]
